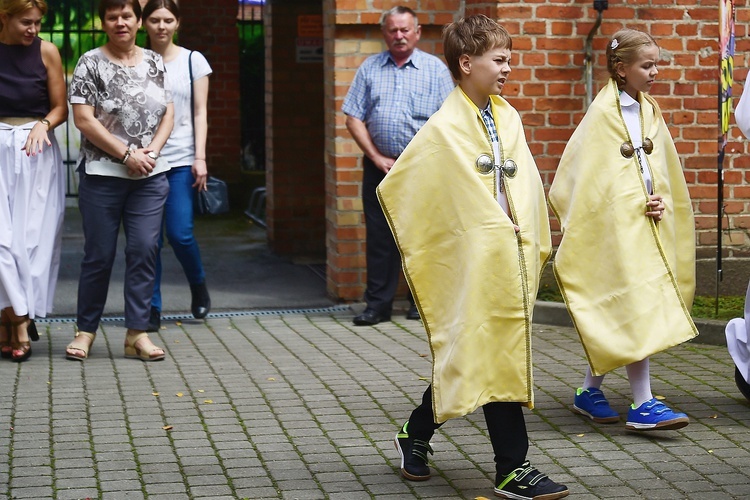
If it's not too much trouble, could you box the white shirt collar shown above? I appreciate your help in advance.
[620,91,640,108]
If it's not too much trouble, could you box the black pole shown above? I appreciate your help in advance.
[716,147,724,317]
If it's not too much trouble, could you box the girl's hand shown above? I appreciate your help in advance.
[21,121,52,156]
[646,194,665,221]
[191,159,208,191]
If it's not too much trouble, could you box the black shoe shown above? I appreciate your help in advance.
[352,308,390,326]
[394,421,432,481]
[147,307,161,333]
[190,282,211,319]
[406,304,420,320]
[28,319,39,341]
[494,461,569,500]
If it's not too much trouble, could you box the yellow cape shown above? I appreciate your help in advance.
[548,79,697,376]
[377,87,551,422]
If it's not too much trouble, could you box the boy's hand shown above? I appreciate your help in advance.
[646,194,665,221]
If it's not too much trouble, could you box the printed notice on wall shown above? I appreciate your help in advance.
[296,15,323,63]
[297,15,322,37]
[296,37,323,63]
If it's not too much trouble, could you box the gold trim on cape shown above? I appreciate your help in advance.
[377,87,551,422]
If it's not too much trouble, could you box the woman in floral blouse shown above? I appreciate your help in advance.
[65,0,173,362]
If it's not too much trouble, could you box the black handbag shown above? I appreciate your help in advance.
[188,51,229,215]
[195,176,230,215]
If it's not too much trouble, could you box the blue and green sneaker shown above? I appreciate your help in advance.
[625,398,689,431]
[572,387,619,423]
[394,421,432,481]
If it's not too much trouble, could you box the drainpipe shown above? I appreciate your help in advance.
[585,1,609,107]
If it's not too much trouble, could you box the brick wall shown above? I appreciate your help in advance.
[326,0,750,301]
[325,0,460,300]
[178,0,242,187]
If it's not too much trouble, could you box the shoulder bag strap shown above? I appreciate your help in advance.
[188,50,195,150]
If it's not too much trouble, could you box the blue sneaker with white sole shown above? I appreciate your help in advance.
[625,398,689,431]
[572,387,619,423]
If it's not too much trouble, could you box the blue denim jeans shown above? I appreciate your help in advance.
[151,166,206,311]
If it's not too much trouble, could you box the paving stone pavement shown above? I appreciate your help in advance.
[0,310,748,499]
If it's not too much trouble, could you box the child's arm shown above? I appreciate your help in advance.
[645,194,665,221]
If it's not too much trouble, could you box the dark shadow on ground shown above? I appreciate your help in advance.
[52,207,332,318]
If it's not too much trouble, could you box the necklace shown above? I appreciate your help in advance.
[110,46,138,67]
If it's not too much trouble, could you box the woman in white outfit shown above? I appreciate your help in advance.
[142,0,212,331]
[727,86,750,402]
[0,0,67,362]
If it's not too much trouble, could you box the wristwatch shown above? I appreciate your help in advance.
[147,152,158,160]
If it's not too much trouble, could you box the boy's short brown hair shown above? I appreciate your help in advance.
[442,15,512,81]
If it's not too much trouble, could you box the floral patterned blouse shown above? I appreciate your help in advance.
[69,47,172,170]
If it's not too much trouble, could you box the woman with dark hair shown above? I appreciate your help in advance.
[65,0,173,362]
[0,0,67,362]
[142,0,212,331]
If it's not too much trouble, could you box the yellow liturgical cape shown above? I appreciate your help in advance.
[548,79,697,376]
[377,87,551,423]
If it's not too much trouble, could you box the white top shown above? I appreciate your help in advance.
[735,86,750,140]
[161,47,212,167]
[620,91,653,195]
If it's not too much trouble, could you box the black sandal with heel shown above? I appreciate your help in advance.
[9,317,37,363]
[0,320,11,359]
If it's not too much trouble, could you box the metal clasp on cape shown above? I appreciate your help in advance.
[620,137,654,158]
[475,155,518,178]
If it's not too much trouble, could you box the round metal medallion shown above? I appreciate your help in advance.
[620,142,635,158]
[502,159,517,178]
[475,154,494,174]
[642,137,654,154]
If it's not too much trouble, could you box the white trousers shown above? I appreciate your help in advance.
[0,121,65,318]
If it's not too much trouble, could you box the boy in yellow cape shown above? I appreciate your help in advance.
[549,29,697,432]
[378,15,568,500]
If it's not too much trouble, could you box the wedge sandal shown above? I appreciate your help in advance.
[124,331,165,362]
[66,331,96,361]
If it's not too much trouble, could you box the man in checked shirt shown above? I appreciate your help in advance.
[343,5,454,326]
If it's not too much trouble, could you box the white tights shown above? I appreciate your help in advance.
[582,358,653,407]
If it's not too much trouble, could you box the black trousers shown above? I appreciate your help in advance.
[361,156,411,315]
[407,385,529,476]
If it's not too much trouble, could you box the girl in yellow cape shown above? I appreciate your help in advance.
[378,15,569,500]
[549,28,697,431]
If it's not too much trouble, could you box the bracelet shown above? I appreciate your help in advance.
[122,145,136,164]
[39,118,51,130]
[194,158,206,161]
